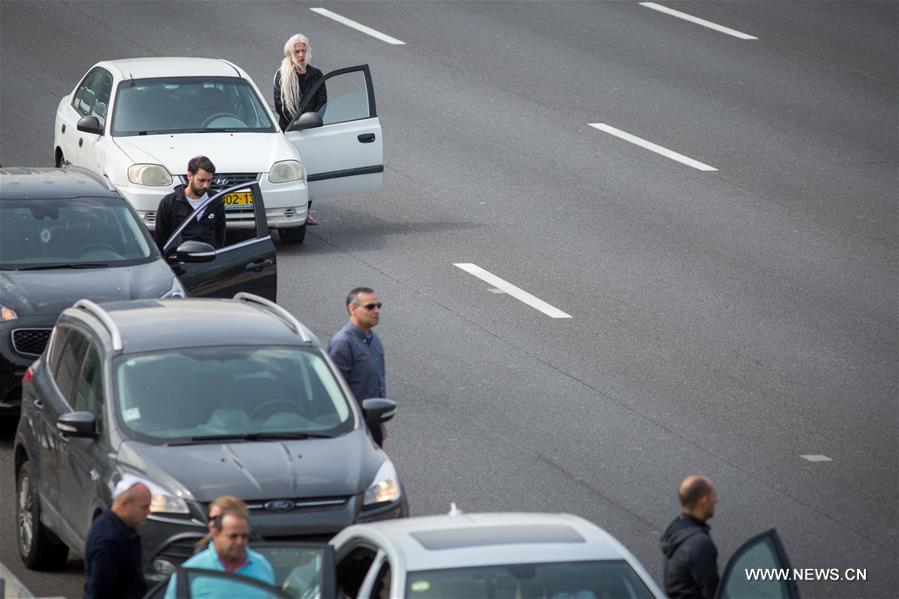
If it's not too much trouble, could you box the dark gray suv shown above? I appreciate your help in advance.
[13,294,406,581]
[0,166,276,412]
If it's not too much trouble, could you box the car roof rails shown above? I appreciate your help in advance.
[233,293,313,344]
[74,299,123,351]
[62,166,117,193]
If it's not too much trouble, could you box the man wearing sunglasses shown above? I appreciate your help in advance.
[328,287,388,446]
[164,510,274,598]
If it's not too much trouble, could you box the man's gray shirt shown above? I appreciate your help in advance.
[327,322,385,403]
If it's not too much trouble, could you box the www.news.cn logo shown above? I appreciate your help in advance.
[745,568,867,582]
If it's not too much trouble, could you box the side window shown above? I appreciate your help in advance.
[74,343,104,430]
[72,69,112,124]
[91,72,113,127]
[72,70,102,115]
[311,71,371,126]
[46,327,70,375]
[53,329,89,404]
[336,545,377,598]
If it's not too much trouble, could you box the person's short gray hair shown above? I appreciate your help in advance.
[346,287,375,307]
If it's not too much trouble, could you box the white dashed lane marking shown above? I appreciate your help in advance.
[640,2,758,40]
[589,123,718,172]
[454,263,572,319]
[800,455,833,462]
[310,8,406,45]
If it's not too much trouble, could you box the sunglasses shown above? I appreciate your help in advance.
[359,302,382,310]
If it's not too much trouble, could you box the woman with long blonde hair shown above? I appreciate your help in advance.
[274,33,327,225]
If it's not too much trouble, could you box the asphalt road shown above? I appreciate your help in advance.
[1,1,896,598]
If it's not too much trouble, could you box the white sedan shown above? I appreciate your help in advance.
[53,57,383,244]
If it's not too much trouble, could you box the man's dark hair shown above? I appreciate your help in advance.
[187,155,216,175]
[679,476,714,508]
[346,287,375,307]
[211,509,249,532]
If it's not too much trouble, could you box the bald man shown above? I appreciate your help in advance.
[660,475,719,599]
[84,479,152,599]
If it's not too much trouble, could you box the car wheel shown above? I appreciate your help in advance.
[279,225,306,245]
[16,461,68,570]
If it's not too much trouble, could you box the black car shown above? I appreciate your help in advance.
[0,166,276,412]
[13,294,406,582]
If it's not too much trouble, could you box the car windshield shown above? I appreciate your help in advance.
[111,76,275,136]
[0,197,155,269]
[114,346,353,443]
[405,561,655,599]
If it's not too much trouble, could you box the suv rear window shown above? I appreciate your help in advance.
[0,197,156,270]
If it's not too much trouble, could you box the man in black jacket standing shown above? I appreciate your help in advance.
[660,475,720,599]
[84,477,151,599]
[155,155,225,250]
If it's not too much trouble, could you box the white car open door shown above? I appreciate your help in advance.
[284,65,383,200]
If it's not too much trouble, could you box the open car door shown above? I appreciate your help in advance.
[284,65,383,200]
[163,182,277,301]
[715,529,800,599]
[147,543,335,599]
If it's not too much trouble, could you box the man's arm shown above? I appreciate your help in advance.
[85,538,124,598]
[327,334,353,381]
[155,196,172,251]
[688,536,720,599]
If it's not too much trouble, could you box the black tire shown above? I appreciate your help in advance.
[279,225,306,245]
[16,460,69,570]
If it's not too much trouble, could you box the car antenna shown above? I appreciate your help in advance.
[448,502,463,516]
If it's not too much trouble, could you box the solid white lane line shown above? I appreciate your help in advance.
[310,8,406,45]
[589,123,718,172]
[640,2,757,40]
[454,263,572,319]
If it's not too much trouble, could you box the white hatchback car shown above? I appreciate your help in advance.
[53,57,384,244]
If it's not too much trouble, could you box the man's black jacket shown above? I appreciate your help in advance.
[155,184,226,251]
[660,514,720,599]
[83,510,147,599]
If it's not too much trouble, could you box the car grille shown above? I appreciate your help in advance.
[11,329,52,357]
[243,496,349,513]
[179,172,259,192]
[153,533,205,565]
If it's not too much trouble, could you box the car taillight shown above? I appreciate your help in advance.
[22,367,33,385]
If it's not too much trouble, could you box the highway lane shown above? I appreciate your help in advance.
[1,2,896,597]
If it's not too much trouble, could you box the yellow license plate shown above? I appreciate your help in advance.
[224,192,254,209]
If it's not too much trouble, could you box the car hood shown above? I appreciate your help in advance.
[0,260,174,316]
[116,432,381,502]
[113,133,296,175]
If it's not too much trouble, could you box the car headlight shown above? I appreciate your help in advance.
[149,489,190,514]
[0,304,17,321]
[363,460,401,507]
[128,164,173,186]
[268,160,304,183]
[160,277,186,299]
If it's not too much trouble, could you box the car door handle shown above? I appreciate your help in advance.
[61,124,66,134]
[246,259,273,272]
[358,133,375,143]
[78,138,84,147]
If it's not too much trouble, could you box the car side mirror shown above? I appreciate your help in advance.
[291,112,323,132]
[76,115,103,135]
[362,398,396,425]
[57,411,97,438]
[173,240,216,263]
